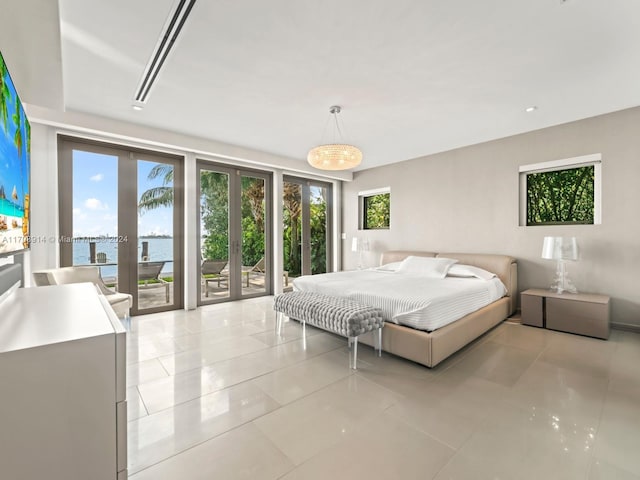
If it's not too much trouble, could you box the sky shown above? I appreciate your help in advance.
[72,151,173,237]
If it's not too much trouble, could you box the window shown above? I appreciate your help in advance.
[283,176,333,277]
[359,187,390,230]
[519,154,601,226]
[58,136,185,315]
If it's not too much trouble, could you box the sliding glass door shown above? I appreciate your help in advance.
[240,173,267,296]
[283,176,332,281]
[58,137,184,315]
[134,156,181,313]
[198,161,271,304]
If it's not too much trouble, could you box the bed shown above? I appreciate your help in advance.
[292,251,517,367]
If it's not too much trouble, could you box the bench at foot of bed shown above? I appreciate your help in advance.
[273,291,385,369]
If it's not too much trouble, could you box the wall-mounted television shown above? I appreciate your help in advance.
[0,50,30,257]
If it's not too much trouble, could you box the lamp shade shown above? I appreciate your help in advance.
[307,144,362,170]
[307,106,362,171]
[541,236,579,261]
[351,237,369,252]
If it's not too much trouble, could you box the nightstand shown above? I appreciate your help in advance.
[520,288,610,339]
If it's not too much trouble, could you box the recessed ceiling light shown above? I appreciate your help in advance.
[525,106,538,113]
[132,105,143,111]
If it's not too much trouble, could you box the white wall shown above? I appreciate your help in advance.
[342,106,640,328]
[29,123,59,273]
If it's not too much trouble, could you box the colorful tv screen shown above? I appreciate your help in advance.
[0,50,30,257]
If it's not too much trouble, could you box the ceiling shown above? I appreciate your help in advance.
[15,0,640,170]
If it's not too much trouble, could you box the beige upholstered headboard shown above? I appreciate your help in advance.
[380,251,437,264]
[379,251,518,315]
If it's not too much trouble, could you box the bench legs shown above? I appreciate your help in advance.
[302,320,307,350]
[276,311,283,336]
[349,328,381,369]
[349,336,358,369]
[275,311,382,369]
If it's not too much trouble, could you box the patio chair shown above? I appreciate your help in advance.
[138,261,170,303]
[202,259,228,297]
[244,257,289,287]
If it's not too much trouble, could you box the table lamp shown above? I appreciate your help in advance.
[351,237,369,270]
[541,236,579,294]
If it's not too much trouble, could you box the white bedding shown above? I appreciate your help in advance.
[292,269,507,332]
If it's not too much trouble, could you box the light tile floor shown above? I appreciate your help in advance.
[127,296,640,480]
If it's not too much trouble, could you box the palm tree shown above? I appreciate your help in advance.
[283,182,302,275]
[200,171,229,260]
[0,56,11,134]
[243,177,264,230]
[11,106,24,216]
[138,164,174,213]
[13,107,22,156]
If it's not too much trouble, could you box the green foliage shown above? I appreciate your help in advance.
[138,276,173,284]
[526,166,594,225]
[240,177,265,266]
[201,171,229,261]
[0,56,11,134]
[283,183,302,276]
[364,193,390,229]
[12,107,22,156]
[139,169,330,279]
[282,185,328,276]
[201,174,266,266]
[241,215,264,266]
[242,176,264,231]
[282,206,301,276]
[203,232,228,261]
[310,199,327,274]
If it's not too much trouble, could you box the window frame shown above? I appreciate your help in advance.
[358,187,390,230]
[519,153,602,226]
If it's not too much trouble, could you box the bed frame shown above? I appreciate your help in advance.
[359,251,517,368]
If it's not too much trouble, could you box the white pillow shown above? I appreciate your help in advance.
[396,256,458,278]
[447,264,496,280]
[375,261,402,272]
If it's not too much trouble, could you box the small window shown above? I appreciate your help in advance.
[359,188,390,230]
[519,154,601,226]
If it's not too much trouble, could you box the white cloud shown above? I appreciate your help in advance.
[85,198,108,210]
[73,208,87,221]
[90,173,104,182]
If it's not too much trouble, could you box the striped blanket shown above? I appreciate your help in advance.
[292,269,506,332]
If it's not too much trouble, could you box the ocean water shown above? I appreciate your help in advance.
[0,198,24,217]
[73,237,174,278]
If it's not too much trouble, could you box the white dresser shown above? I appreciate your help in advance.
[0,283,127,479]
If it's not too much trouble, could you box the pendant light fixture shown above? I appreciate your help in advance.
[307,105,363,170]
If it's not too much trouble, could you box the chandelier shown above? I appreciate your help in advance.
[307,106,362,170]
